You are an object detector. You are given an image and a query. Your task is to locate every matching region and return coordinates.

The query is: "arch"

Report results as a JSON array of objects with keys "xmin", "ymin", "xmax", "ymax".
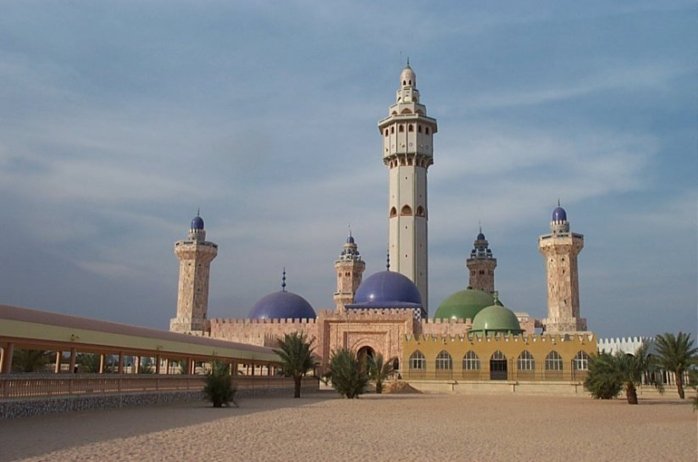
[
  {"xmin": 400, "ymin": 205, "xmax": 412, "ymax": 216},
  {"xmin": 408, "ymin": 350, "xmax": 426, "ymax": 370},
  {"xmin": 416, "ymin": 206, "xmax": 425, "ymax": 217},
  {"xmin": 357, "ymin": 346, "xmax": 375, "ymax": 366},
  {"xmin": 389, "ymin": 207, "xmax": 397, "ymax": 218},
  {"xmin": 545, "ymin": 351, "xmax": 563, "ymax": 371},
  {"xmin": 435, "ymin": 350, "xmax": 452, "ymax": 370},
  {"xmin": 408, "ymin": 124, "xmax": 414, "ymax": 132},
  {"xmin": 490, "ymin": 350, "xmax": 507, "ymax": 380},
  {"xmin": 573, "ymin": 351, "xmax": 590, "ymax": 371},
  {"xmin": 401, "ymin": 108, "xmax": 412, "ymax": 114},
  {"xmin": 399, "ymin": 125, "xmax": 404, "ymax": 133},
  {"xmin": 462, "ymin": 351, "xmax": 480, "ymax": 371},
  {"xmin": 517, "ymin": 350, "xmax": 535, "ymax": 372}
]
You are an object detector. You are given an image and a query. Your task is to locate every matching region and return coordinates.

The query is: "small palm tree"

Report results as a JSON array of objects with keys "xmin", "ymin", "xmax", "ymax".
[
  {"xmin": 203, "ymin": 361, "xmax": 237, "ymax": 408},
  {"xmin": 584, "ymin": 351, "xmax": 622, "ymax": 399},
  {"xmin": 273, "ymin": 332, "xmax": 318, "ymax": 398},
  {"xmin": 12, "ymin": 349, "xmax": 49, "ymax": 373},
  {"xmin": 615, "ymin": 343, "xmax": 662, "ymax": 405},
  {"xmin": 368, "ymin": 354, "xmax": 397, "ymax": 394},
  {"xmin": 654, "ymin": 332, "xmax": 698, "ymax": 400},
  {"xmin": 329, "ymin": 348, "xmax": 368, "ymax": 399}
]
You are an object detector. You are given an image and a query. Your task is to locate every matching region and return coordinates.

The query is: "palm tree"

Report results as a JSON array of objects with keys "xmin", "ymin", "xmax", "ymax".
[
  {"xmin": 203, "ymin": 360, "xmax": 237, "ymax": 408},
  {"xmin": 77, "ymin": 353, "xmax": 101, "ymax": 373},
  {"xmin": 328, "ymin": 348, "xmax": 368, "ymax": 399},
  {"xmin": 273, "ymin": 332, "xmax": 318, "ymax": 398},
  {"xmin": 12, "ymin": 349, "xmax": 49, "ymax": 372},
  {"xmin": 584, "ymin": 351, "xmax": 622, "ymax": 399},
  {"xmin": 368, "ymin": 354, "xmax": 397, "ymax": 394},
  {"xmin": 653, "ymin": 332, "xmax": 698, "ymax": 399},
  {"xmin": 615, "ymin": 343, "xmax": 662, "ymax": 405}
]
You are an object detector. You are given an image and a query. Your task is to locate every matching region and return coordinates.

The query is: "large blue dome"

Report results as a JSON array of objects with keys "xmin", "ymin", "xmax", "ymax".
[
  {"xmin": 249, "ymin": 290, "xmax": 316, "ymax": 320},
  {"xmin": 351, "ymin": 271, "xmax": 422, "ymax": 308},
  {"xmin": 552, "ymin": 206, "xmax": 567, "ymax": 222}
]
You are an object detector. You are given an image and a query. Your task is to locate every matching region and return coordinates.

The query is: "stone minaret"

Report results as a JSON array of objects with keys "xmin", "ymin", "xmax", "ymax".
[
  {"xmin": 539, "ymin": 204, "xmax": 587, "ymax": 333},
  {"xmin": 170, "ymin": 214, "xmax": 218, "ymax": 334},
  {"xmin": 334, "ymin": 232, "xmax": 366, "ymax": 313},
  {"xmin": 378, "ymin": 61, "xmax": 437, "ymax": 312},
  {"xmin": 466, "ymin": 228, "xmax": 497, "ymax": 293}
]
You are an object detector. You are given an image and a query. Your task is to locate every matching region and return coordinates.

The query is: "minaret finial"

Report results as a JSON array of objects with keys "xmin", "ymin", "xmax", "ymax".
[
  {"xmin": 386, "ymin": 249, "xmax": 390, "ymax": 271},
  {"xmin": 557, "ymin": 198, "xmax": 560, "ymax": 207},
  {"xmin": 348, "ymin": 224, "xmax": 352, "ymax": 238},
  {"xmin": 197, "ymin": 207, "xmax": 200, "ymax": 217},
  {"xmin": 479, "ymin": 220, "xmax": 482, "ymax": 234},
  {"xmin": 493, "ymin": 290, "xmax": 499, "ymax": 305},
  {"xmin": 281, "ymin": 267, "xmax": 287, "ymax": 292},
  {"xmin": 406, "ymin": 56, "xmax": 410, "ymax": 67}
]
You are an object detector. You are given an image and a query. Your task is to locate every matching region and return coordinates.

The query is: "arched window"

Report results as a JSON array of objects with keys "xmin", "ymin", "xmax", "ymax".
[
  {"xmin": 418, "ymin": 125, "xmax": 422, "ymax": 133},
  {"xmin": 400, "ymin": 205, "xmax": 412, "ymax": 216},
  {"xmin": 384, "ymin": 129, "xmax": 389, "ymax": 136},
  {"xmin": 425, "ymin": 127, "xmax": 430, "ymax": 134},
  {"xmin": 401, "ymin": 108, "xmax": 412, "ymax": 114},
  {"xmin": 517, "ymin": 350, "xmax": 535, "ymax": 371},
  {"xmin": 402, "ymin": 80, "xmax": 406, "ymax": 86},
  {"xmin": 416, "ymin": 206, "xmax": 425, "ymax": 217},
  {"xmin": 462, "ymin": 351, "xmax": 480, "ymax": 370},
  {"xmin": 399, "ymin": 125, "xmax": 404, "ymax": 133},
  {"xmin": 390, "ymin": 126, "xmax": 395, "ymax": 134},
  {"xmin": 573, "ymin": 351, "xmax": 590, "ymax": 371},
  {"xmin": 545, "ymin": 351, "xmax": 563, "ymax": 371},
  {"xmin": 389, "ymin": 207, "xmax": 397, "ymax": 218},
  {"xmin": 435, "ymin": 350, "xmax": 453, "ymax": 370},
  {"xmin": 409, "ymin": 350, "xmax": 426, "ymax": 370}
]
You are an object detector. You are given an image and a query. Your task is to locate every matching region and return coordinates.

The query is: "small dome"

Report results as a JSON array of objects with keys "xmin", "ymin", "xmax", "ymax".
[
  {"xmin": 400, "ymin": 65, "xmax": 416, "ymax": 87},
  {"xmin": 470, "ymin": 304, "xmax": 522, "ymax": 334},
  {"xmin": 346, "ymin": 234, "xmax": 355, "ymax": 244},
  {"xmin": 249, "ymin": 290, "xmax": 316, "ymax": 320},
  {"xmin": 352, "ymin": 271, "xmax": 422, "ymax": 307},
  {"xmin": 552, "ymin": 206, "xmax": 567, "ymax": 222},
  {"xmin": 476, "ymin": 232, "xmax": 486, "ymax": 241},
  {"xmin": 191, "ymin": 215, "xmax": 204, "ymax": 230},
  {"xmin": 434, "ymin": 288, "xmax": 497, "ymax": 321}
]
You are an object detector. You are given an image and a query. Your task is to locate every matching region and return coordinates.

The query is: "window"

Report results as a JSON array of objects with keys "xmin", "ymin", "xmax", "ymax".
[
  {"xmin": 573, "ymin": 351, "xmax": 590, "ymax": 371},
  {"xmin": 418, "ymin": 125, "xmax": 422, "ymax": 133},
  {"xmin": 409, "ymin": 350, "xmax": 426, "ymax": 370},
  {"xmin": 408, "ymin": 124, "xmax": 414, "ymax": 132},
  {"xmin": 545, "ymin": 351, "xmax": 563, "ymax": 371},
  {"xmin": 517, "ymin": 350, "xmax": 535, "ymax": 371},
  {"xmin": 390, "ymin": 126, "xmax": 394, "ymax": 134},
  {"xmin": 400, "ymin": 205, "xmax": 413, "ymax": 216},
  {"xmin": 389, "ymin": 207, "xmax": 397, "ymax": 218},
  {"xmin": 462, "ymin": 351, "xmax": 480, "ymax": 370},
  {"xmin": 436, "ymin": 350, "xmax": 453, "ymax": 370},
  {"xmin": 416, "ymin": 206, "xmax": 425, "ymax": 217},
  {"xmin": 425, "ymin": 127, "xmax": 430, "ymax": 134},
  {"xmin": 399, "ymin": 125, "xmax": 404, "ymax": 133}
]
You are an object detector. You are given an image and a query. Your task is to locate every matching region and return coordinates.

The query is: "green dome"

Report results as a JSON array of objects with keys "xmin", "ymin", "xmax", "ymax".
[
  {"xmin": 470, "ymin": 304, "xmax": 523, "ymax": 334},
  {"xmin": 434, "ymin": 288, "xmax": 496, "ymax": 321}
]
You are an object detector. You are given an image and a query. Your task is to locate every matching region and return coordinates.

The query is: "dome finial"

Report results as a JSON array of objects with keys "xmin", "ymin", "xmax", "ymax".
[
  {"xmin": 406, "ymin": 56, "xmax": 410, "ymax": 67},
  {"xmin": 386, "ymin": 249, "xmax": 390, "ymax": 271},
  {"xmin": 197, "ymin": 207, "xmax": 200, "ymax": 217},
  {"xmin": 557, "ymin": 198, "xmax": 561, "ymax": 207},
  {"xmin": 281, "ymin": 267, "xmax": 287, "ymax": 292},
  {"xmin": 493, "ymin": 290, "xmax": 499, "ymax": 305}
]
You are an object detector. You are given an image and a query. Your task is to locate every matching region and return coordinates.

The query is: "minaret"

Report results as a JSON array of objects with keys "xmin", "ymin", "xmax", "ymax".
[
  {"xmin": 170, "ymin": 213, "xmax": 218, "ymax": 334},
  {"xmin": 538, "ymin": 203, "xmax": 587, "ymax": 333},
  {"xmin": 334, "ymin": 232, "xmax": 366, "ymax": 313},
  {"xmin": 378, "ymin": 61, "xmax": 437, "ymax": 312},
  {"xmin": 466, "ymin": 227, "xmax": 497, "ymax": 293}
]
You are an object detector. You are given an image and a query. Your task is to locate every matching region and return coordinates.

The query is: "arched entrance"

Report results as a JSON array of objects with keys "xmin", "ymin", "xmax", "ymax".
[
  {"xmin": 490, "ymin": 351, "xmax": 508, "ymax": 380},
  {"xmin": 357, "ymin": 346, "xmax": 375, "ymax": 366}
]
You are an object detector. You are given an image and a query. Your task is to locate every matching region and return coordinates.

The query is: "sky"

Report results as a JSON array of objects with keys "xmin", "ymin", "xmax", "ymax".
[{"xmin": 0, "ymin": 1, "xmax": 695, "ymax": 340}]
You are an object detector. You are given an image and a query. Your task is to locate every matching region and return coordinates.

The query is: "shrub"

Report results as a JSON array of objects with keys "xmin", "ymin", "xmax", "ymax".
[
  {"xmin": 328, "ymin": 348, "xmax": 368, "ymax": 399},
  {"xmin": 203, "ymin": 361, "xmax": 237, "ymax": 408}
]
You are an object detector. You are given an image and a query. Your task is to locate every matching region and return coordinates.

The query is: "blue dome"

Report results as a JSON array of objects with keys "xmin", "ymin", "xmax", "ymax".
[
  {"xmin": 477, "ymin": 232, "xmax": 485, "ymax": 240},
  {"xmin": 552, "ymin": 206, "xmax": 567, "ymax": 222},
  {"xmin": 249, "ymin": 290, "xmax": 316, "ymax": 320},
  {"xmin": 191, "ymin": 216, "xmax": 205, "ymax": 230},
  {"xmin": 346, "ymin": 234, "xmax": 355, "ymax": 244},
  {"xmin": 351, "ymin": 271, "xmax": 422, "ymax": 308}
]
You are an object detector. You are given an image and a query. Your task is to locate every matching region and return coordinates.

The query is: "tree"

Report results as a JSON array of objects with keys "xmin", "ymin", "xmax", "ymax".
[
  {"xmin": 12, "ymin": 349, "xmax": 49, "ymax": 373},
  {"xmin": 368, "ymin": 354, "xmax": 397, "ymax": 394},
  {"xmin": 584, "ymin": 345, "xmax": 662, "ymax": 404},
  {"xmin": 328, "ymin": 348, "xmax": 368, "ymax": 399},
  {"xmin": 653, "ymin": 332, "xmax": 698, "ymax": 400},
  {"xmin": 77, "ymin": 353, "xmax": 101, "ymax": 373},
  {"xmin": 273, "ymin": 332, "xmax": 318, "ymax": 398},
  {"xmin": 203, "ymin": 361, "xmax": 237, "ymax": 408},
  {"xmin": 584, "ymin": 351, "xmax": 622, "ymax": 400}
]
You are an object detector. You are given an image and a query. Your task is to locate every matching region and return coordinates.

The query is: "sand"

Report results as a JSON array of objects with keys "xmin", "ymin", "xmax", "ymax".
[{"xmin": 1, "ymin": 392, "xmax": 696, "ymax": 462}]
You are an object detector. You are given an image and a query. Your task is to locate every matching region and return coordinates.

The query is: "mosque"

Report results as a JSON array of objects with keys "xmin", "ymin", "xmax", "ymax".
[{"xmin": 169, "ymin": 64, "xmax": 596, "ymax": 382}]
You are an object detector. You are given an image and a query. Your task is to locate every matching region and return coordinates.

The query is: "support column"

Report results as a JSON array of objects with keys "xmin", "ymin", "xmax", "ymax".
[
  {"xmin": 69, "ymin": 348, "xmax": 77, "ymax": 373},
  {"xmin": 155, "ymin": 355, "xmax": 161, "ymax": 374},
  {"xmin": 118, "ymin": 352, "xmax": 124, "ymax": 374},
  {"xmin": 54, "ymin": 351, "xmax": 62, "ymax": 374},
  {"xmin": 1, "ymin": 342, "xmax": 14, "ymax": 374},
  {"xmin": 99, "ymin": 354, "xmax": 105, "ymax": 374},
  {"xmin": 135, "ymin": 356, "xmax": 141, "ymax": 374}
]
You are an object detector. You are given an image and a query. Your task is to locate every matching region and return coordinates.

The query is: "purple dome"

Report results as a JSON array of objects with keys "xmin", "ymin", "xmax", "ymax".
[
  {"xmin": 191, "ymin": 216, "xmax": 205, "ymax": 230},
  {"xmin": 476, "ymin": 232, "xmax": 485, "ymax": 240},
  {"xmin": 351, "ymin": 271, "xmax": 422, "ymax": 308},
  {"xmin": 249, "ymin": 290, "xmax": 316, "ymax": 320},
  {"xmin": 552, "ymin": 206, "xmax": 567, "ymax": 222}
]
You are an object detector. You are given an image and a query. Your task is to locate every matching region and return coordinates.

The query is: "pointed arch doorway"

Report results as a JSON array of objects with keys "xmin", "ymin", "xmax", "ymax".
[{"xmin": 490, "ymin": 351, "xmax": 508, "ymax": 380}]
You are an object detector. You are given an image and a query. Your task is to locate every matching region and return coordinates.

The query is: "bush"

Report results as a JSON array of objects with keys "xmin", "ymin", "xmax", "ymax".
[
  {"xmin": 584, "ymin": 351, "xmax": 622, "ymax": 399},
  {"xmin": 203, "ymin": 361, "xmax": 237, "ymax": 408},
  {"xmin": 328, "ymin": 349, "xmax": 368, "ymax": 399}
]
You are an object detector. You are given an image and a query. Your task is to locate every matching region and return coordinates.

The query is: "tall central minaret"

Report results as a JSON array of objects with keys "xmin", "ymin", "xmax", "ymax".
[{"xmin": 378, "ymin": 62, "xmax": 437, "ymax": 312}]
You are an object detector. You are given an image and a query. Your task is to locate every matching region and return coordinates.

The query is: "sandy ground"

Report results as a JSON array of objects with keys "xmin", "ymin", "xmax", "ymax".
[{"xmin": 1, "ymin": 392, "xmax": 696, "ymax": 462}]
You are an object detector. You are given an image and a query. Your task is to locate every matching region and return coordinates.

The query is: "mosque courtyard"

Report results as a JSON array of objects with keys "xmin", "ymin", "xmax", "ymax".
[{"xmin": 2, "ymin": 392, "xmax": 695, "ymax": 462}]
